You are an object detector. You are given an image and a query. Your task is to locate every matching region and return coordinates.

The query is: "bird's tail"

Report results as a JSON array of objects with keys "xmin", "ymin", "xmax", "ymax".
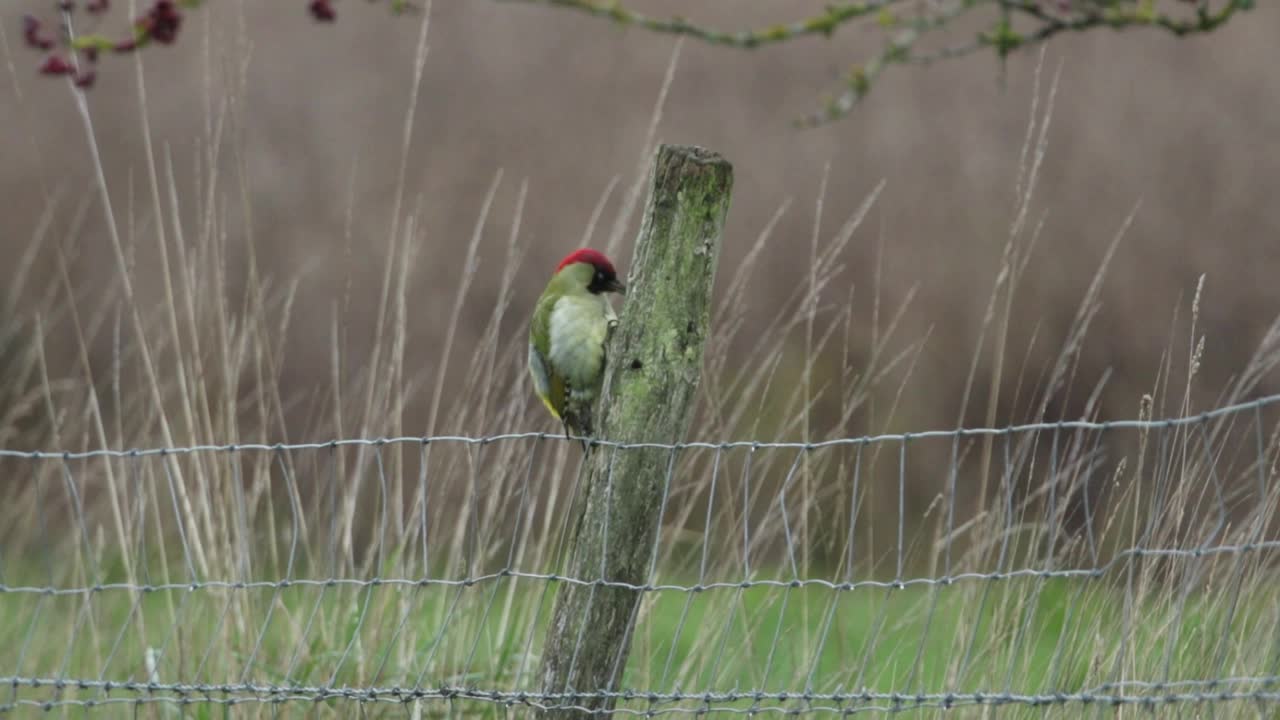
[{"xmin": 563, "ymin": 409, "xmax": 593, "ymax": 453}]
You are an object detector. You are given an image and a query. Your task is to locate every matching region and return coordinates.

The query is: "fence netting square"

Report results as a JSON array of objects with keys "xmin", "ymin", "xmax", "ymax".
[{"xmin": 3, "ymin": 395, "xmax": 1280, "ymax": 716}]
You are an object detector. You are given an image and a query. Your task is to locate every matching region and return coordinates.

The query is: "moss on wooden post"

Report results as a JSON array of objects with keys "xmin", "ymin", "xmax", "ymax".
[{"xmin": 538, "ymin": 144, "xmax": 733, "ymax": 716}]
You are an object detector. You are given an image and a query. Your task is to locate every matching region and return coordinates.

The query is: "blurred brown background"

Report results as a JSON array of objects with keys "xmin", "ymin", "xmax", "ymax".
[{"xmin": 2, "ymin": 1, "xmax": 1278, "ymax": 447}]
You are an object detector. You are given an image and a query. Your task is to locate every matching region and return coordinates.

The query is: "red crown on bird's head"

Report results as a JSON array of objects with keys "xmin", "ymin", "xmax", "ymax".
[{"xmin": 556, "ymin": 248, "xmax": 617, "ymax": 277}]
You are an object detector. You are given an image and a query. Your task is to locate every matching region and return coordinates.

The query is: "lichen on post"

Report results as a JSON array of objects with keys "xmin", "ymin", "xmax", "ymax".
[{"xmin": 538, "ymin": 144, "xmax": 734, "ymax": 717}]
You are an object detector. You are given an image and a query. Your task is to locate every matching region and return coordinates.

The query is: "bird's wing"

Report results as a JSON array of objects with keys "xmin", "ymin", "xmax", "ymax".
[
  {"xmin": 530, "ymin": 292, "xmax": 569, "ymax": 418},
  {"xmin": 527, "ymin": 341, "xmax": 565, "ymax": 419}
]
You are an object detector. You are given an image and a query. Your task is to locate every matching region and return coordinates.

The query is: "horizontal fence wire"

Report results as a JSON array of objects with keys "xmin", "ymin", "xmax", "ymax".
[
  {"xmin": 3, "ymin": 677, "xmax": 1280, "ymax": 713},
  {"xmin": 4, "ymin": 392, "xmax": 1279, "ymax": 459},
  {"xmin": 2, "ymin": 393, "xmax": 1280, "ymax": 716}
]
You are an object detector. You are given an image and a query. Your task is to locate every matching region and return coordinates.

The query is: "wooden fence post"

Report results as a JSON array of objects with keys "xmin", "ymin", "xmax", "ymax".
[{"xmin": 538, "ymin": 144, "xmax": 734, "ymax": 716}]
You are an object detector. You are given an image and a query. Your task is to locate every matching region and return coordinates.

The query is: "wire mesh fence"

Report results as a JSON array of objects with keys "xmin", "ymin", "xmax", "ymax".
[{"xmin": 3, "ymin": 394, "xmax": 1280, "ymax": 716}]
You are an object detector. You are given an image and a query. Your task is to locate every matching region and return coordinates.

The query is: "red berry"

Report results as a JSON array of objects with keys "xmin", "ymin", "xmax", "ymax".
[
  {"xmin": 22, "ymin": 15, "xmax": 56, "ymax": 50},
  {"xmin": 309, "ymin": 0, "xmax": 336, "ymax": 21},
  {"xmin": 39, "ymin": 55, "xmax": 74, "ymax": 76},
  {"xmin": 135, "ymin": 0, "xmax": 182, "ymax": 45}
]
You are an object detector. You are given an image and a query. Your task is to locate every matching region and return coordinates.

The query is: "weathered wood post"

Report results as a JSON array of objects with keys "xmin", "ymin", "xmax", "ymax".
[{"xmin": 538, "ymin": 144, "xmax": 733, "ymax": 716}]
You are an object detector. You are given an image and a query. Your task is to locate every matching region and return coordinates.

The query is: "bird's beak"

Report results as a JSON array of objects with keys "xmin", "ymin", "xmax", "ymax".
[{"xmin": 607, "ymin": 279, "xmax": 626, "ymax": 295}]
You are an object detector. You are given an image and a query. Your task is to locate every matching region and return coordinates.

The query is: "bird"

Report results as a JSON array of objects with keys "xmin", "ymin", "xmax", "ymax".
[{"xmin": 528, "ymin": 248, "xmax": 626, "ymax": 449}]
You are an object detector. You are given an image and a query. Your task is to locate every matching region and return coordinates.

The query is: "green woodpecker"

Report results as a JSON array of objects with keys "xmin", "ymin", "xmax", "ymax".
[{"xmin": 528, "ymin": 248, "xmax": 626, "ymax": 446}]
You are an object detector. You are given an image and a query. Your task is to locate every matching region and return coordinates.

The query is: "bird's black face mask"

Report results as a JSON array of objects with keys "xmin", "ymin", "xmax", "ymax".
[{"xmin": 589, "ymin": 268, "xmax": 626, "ymax": 295}]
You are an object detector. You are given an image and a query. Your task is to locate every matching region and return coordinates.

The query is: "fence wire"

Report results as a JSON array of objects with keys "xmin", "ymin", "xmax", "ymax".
[{"xmin": 2, "ymin": 393, "xmax": 1280, "ymax": 716}]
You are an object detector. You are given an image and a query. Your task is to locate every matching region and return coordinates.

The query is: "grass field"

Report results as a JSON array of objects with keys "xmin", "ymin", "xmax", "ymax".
[{"xmin": 4, "ymin": 556, "xmax": 1278, "ymax": 717}]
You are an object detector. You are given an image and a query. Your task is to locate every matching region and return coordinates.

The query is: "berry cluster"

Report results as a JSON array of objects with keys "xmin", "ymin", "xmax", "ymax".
[
  {"xmin": 18, "ymin": 1, "xmax": 392, "ymax": 90},
  {"xmin": 22, "ymin": 0, "xmax": 186, "ymax": 89}
]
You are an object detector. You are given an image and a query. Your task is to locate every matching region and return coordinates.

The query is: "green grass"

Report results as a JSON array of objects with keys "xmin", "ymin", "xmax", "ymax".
[{"xmin": 4, "ymin": 555, "xmax": 1278, "ymax": 717}]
